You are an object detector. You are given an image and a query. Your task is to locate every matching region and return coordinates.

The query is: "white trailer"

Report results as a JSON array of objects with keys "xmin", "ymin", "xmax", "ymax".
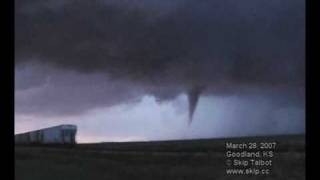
[{"xmin": 15, "ymin": 124, "xmax": 77, "ymax": 144}]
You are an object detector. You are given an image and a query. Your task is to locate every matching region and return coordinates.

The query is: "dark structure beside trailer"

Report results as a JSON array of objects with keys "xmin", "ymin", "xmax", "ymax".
[{"xmin": 15, "ymin": 125, "xmax": 77, "ymax": 144}]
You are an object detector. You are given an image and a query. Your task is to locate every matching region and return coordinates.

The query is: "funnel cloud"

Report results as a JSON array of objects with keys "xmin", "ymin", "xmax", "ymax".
[
  {"xmin": 187, "ymin": 85, "xmax": 205, "ymax": 124},
  {"xmin": 15, "ymin": 0, "xmax": 305, "ymax": 140}
]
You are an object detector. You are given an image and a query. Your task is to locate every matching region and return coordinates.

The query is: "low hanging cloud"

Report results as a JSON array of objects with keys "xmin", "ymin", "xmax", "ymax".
[
  {"xmin": 15, "ymin": 64, "xmax": 147, "ymax": 116},
  {"xmin": 15, "ymin": 0, "xmax": 305, "ymax": 122}
]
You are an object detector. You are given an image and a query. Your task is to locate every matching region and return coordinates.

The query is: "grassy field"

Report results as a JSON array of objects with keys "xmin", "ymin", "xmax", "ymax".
[{"xmin": 15, "ymin": 135, "xmax": 305, "ymax": 180}]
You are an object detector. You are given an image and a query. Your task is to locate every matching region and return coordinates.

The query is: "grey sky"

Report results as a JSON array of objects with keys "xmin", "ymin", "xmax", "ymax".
[{"xmin": 15, "ymin": 0, "xmax": 305, "ymax": 142}]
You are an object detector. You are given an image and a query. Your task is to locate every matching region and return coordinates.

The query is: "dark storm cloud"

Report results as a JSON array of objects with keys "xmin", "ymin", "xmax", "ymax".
[
  {"xmin": 15, "ymin": 0, "xmax": 304, "ymax": 86},
  {"xmin": 15, "ymin": 0, "xmax": 305, "ymax": 119}
]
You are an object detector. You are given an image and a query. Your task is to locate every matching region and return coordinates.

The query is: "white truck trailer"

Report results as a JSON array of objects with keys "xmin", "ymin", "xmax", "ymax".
[{"xmin": 15, "ymin": 124, "xmax": 77, "ymax": 144}]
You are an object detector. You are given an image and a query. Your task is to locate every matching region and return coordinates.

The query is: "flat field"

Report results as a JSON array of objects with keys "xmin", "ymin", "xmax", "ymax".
[{"xmin": 15, "ymin": 135, "xmax": 305, "ymax": 180}]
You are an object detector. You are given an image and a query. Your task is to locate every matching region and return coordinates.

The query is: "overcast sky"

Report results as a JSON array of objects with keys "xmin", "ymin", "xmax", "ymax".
[{"xmin": 15, "ymin": 0, "xmax": 305, "ymax": 142}]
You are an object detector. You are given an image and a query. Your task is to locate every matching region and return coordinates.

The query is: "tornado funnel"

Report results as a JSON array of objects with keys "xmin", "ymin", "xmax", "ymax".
[{"xmin": 187, "ymin": 85, "xmax": 204, "ymax": 124}]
